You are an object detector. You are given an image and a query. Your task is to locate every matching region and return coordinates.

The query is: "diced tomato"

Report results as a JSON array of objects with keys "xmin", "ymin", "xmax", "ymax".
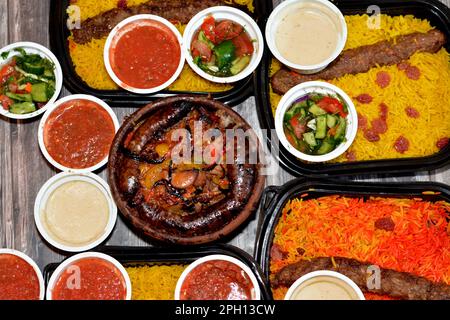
[
  {"xmin": 201, "ymin": 16, "xmax": 217, "ymax": 44},
  {"xmin": 24, "ymin": 82, "xmax": 33, "ymax": 93},
  {"xmin": 8, "ymin": 82, "xmax": 18, "ymax": 93},
  {"xmin": 317, "ymin": 97, "xmax": 347, "ymax": 117},
  {"xmin": 289, "ymin": 117, "xmax": 306, "ymax": 139},
  {"xmin": 285, "ymin": 132, "xmax": 297, "ymax": 147},
  {"xmin": 191, "ymin": 40, "xmax": 212, "ymax": 62},
  {"xmin": 231, "ymin": 33, "xmax": 254, "ymax": 57},
  {"xmin": 215, "ymin": 20, "xmax": 243, "ymax": 42},
  {"xmin": 0, "ymin": 64, "xmax": 15, "ymax": 84},
  {"xmin": 328, "ymin": 126, "xmax": 338, "ymax": 136},
  {"xmin": 0, "ymin": 95, "xmax": 13, "ymax": 110}
]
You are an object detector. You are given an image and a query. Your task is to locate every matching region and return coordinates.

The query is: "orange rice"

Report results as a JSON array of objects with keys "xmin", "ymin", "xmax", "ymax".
[{"xmin": 271, "ymin": 195, "xmax": 450, "ymax": 300}]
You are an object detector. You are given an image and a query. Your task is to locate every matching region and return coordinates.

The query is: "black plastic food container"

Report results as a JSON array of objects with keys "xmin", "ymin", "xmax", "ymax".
[
  {"xmin": 43, "ymin": 244, "xmax": 271, "ymax": 300},
  {"xmin": 255, "ymin": 0, "xmax": 450, "ymax": 176},
  {"xmin": 254, "ymin": 178, "xmax": 450, "ymax": 299},
  {"xmin": 49, "ymin": 0, "xmax": 271, "ymax": 106}
]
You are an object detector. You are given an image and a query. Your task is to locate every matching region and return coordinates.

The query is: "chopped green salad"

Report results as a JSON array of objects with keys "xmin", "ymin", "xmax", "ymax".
[
  {"xmin": 191, "ymin": 16, "xmax": 254, "ymax": 77},
  {"xmin": 283, "ymin": 93, "xmax": 349, "ymax": 156},
  {"xmin": 0, "ymin": 48, "xmax": 56, "ymax": 114}
]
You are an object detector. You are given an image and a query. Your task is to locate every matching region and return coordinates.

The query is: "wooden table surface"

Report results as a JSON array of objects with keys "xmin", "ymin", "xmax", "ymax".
[{"xmin": 1, "ymin": 0, "xmax": 449, "ymax": 270}]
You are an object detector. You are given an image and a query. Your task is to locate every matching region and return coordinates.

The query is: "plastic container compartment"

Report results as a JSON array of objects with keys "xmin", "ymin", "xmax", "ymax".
[
  {"xmin": 254, "ymin": 178, "xmax": 450, "ymax": 299},
  {"xmin": 255, "ymin": 0, "xmax": 450, "ymax": 176},
  {"xmin": 49, "ymin": 0, "xmax": 270, "ymax": 106},
  {"xmin": 43, "ymin": 244, "xmax": 271, "ymax": 300}
]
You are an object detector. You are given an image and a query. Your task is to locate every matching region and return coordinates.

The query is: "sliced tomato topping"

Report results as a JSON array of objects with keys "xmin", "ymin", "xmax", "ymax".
[
  {"xmin": 215, "ymin": 20, "xmax": 243, "ymax": 42},
  {"xmin": 8, "ymin": 82, "xmax": 18, "ymax": 93},
  {"xmin": 289, "ymin": 117, "xmax": 306, "ymax": 139},
  {"xmin": 285, "ymin": 131, "xmax": 297, "ymax": 147},
  {"xmin": 191, "ymin": 40, "xmax": 212, "ymax": 62},
  {"xmin": 317, "ymin": 97, "xmax": 347, "ymax": 117},
  {"xmin": 231, "ymin": 33, "xmax": 254, "ymax": 57},
  {"xmin": 0, "ymin": 64, "xmax": 15, "ymax": 84},
  {"xmin": 201, "ymin": 16, "xmax": 217, "ymax": 44},
  {"xmin": 24, "ymin": 82, "xmax": 33, "ymax": 93},
  {"xmin": 328, "ymin": 126, "xmax": 338, "ymax": 136},
  {"xmin": 0, "ymin": 95, "xmax": 13, "ymax": 110}
]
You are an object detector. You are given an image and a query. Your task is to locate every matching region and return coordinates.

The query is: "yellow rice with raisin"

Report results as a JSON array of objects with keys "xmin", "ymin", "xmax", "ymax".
[{"xmin": 269, "ymin": 15, "xmax": 450, "ymax": 162}]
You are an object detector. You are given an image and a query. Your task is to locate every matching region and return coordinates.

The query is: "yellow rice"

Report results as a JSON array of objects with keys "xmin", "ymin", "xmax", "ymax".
[
  {"xmin": 67, "ymin": 0, "xmax": 253, "ymax": 91},
  {"xmin": 269, "ymin": 15, "xmax": 450, "ymax": 162},
  {"xmin": 126, "ymin": 264, "xmax": 187, "ymax": 300}
]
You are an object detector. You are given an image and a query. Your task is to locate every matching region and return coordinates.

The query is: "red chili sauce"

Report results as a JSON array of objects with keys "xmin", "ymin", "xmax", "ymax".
[
  {"xmin": 44, "ymin": 99, "xmax": 115, "ymax": 169},
  {"xmin": 110, "ymin": 20, "xmax": 181, "ymax": 89},
  {"xmin": 52, "ymin": 258, "xmax": 127, "ymax": 300},
  {"xmin": 180, "ymin": 260, "xmax": 254, "ymax": 300},
  {"xmin": 0, "ymin": 254, "xmax": 41, "ymax": 300}
]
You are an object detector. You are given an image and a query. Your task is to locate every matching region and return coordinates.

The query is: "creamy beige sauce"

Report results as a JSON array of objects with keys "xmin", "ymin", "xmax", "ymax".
[
  {"xmin": 42, "ymin": 181, "xmax": 109, "ymax": 247},
  {"xmin": 275, "ymin": 3, "xmax": 341, "ymax": 66},
  {"xmin": 290, "ymin": 276, "xmax": 360, "ymax": 300}
]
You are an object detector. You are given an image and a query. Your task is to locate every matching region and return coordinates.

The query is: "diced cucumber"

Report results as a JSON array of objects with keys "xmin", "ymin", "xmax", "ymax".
[
  {"xmin": 198, "ymin": 31, "xmax": 214, "ymax": 49},
  {"xmin": 334, "ymin": 117, "xmax": 347, "ymax": 140},
  {"xmin": 230, "ymin": 56, "xmax": 250, "ymax": 75},
  {"xmin": 316, "ymin": 139, "xmax": 335, "ymax": 155},
  {"xmin": 326, "ymin": 114, "xmax": 338, "ymax": 128},
  {"xmin": 31, "ymin": 83, "xmax": 48, "ymax": 102},
  {"xmin": 9, "ymin": 102, "xmax": 36, "ymax": 114},
  {"xmin": 285, "ymin": 103, "xmax": 305, "ymax": 122},
  {"xmin": 43, "ymin": 68, "xmax": 55, "ymax": 80},
  {"xmin": 46, "ymin": 84, "xmax": 56, "ymax": 99},
  {"xmin": 6, "ymin": 92, "xmax": 32, "ymax": 102},
  {"xmin": 309, "ymin": 103, "xmax": 327, "ymax": 116},
  {"xmin": 303, "ymin": 132, "xmax": 317, "ymax": 147},
  {"xmin": 299, "ymin": 107, "xmax": 307, "ymax": 119},
  {"xmin": 23, "ymin": 62, "xmax": 45, "ymax": 75},
  {"xmin": 315, "ymin": 115, "xmax": 327, "ymax": 139}
]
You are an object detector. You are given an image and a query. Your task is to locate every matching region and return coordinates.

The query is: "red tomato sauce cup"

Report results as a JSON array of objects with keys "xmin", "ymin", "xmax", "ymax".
[
  {"xmin": 38, "ymin": 94, "xmax": 119, "ymax": 173},
  {"xmin": 0, "ymin": 249, "xmax": 45, "ymax": 300},
  {"xmin": 175, "ymin": 254, "xmax": 261, "ymax": 300},
  {"xmin": 46, "ymin": 252, "xmax": 131, "ymax": 300},
  {"xmin": 104, "ymin": 14, "xmax": 185, "ymax": 94}
]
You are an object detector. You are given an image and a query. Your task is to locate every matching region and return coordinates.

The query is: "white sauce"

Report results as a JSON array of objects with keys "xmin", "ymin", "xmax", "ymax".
[
  {"xmin": 290, "ymin": 276, "xmax": 360, "ymax": 300},
  {"xmin": 275, "ymin": 3, "xmax": 341, "ymax": 66},
  {"xmin": 42, "ymin": 181, "xmax": 109, "ymax": 247}
]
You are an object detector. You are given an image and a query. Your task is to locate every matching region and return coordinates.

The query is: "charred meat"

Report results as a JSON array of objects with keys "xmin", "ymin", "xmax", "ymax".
[{"xmin": 271, "ymin": 30, "xmax": 446, "ymax": 94}]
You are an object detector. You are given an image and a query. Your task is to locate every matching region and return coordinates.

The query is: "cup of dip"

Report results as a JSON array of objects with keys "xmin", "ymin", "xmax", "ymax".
[
  {"xmin": 104, "ymin": 14, "xmax": 185, "ymax": 94},
  {"xmin": 0, "ymin": 249, "xmax": 45, "ymax": 300},
  {"xmin": 266, "ymin": 0, "xmax": 347, "ymax": 74},
  {"xmin": 46, "ymin": 252, "xmax": 131, "ymax": 300},
  {"xmin": 38, "ymin": 94, "xmax": 119, "ymax": 173},
  {"xmin": 34, "ymin": 172, "xmax": 117, "ymax": 252},
  {"xmin": 175, "ymin": 254, "xmax": 261, "ymax": 300},
  {"xmin": 285, "ymin": 270, "xmax": 365, "ymax": 300}
]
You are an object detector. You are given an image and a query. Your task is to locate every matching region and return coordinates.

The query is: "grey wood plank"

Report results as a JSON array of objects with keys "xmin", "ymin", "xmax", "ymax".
[
  {"xmin": 0, "ymin": 0, "xmax": 11, "ymax": 251},
  {"xmin": 4, "ymin": 0, "xmax": 62, "ymax": 269}
]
